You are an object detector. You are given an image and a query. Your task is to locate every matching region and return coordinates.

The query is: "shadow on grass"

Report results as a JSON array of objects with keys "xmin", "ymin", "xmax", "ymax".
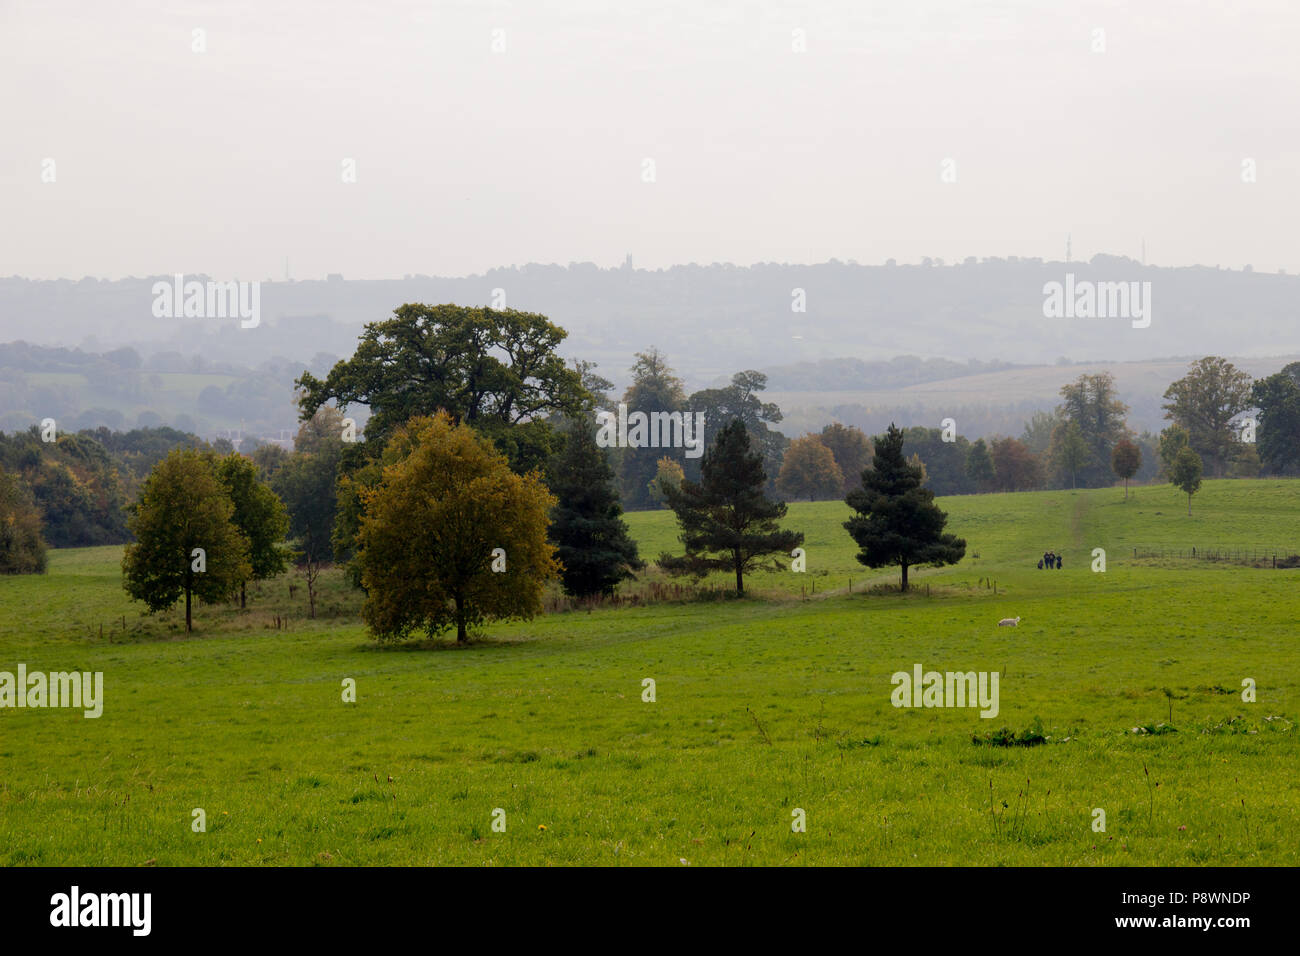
[{"xmin": 359, "ymin": 632, "xmax": 537, "ymax": 653}]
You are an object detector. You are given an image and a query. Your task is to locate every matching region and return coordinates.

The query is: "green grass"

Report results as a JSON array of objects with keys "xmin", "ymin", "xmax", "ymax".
[{"xmin": 1, "ymin": 480, "xmax": 1296, "ymax": 865}]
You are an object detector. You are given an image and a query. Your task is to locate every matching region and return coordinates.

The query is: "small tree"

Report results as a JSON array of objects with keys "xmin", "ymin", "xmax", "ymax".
[
  {"xmin": 777, "ymin": 434, "xmax": 844, "ymax": 501},
  {"xmin": 1170, "ymin": 446, "xmax": 1203, "ymax": 516},
  {"xmin": 122, "ymin": 449, "xmax": 251, "ymax": 632},
  {"xmin": 647, "ymin": 456, "xmax": 685, "ymax": 508},
  {"xmin": 549, "ymin": 421, "xmax": 644, "ymax": 598},
  {"xmin": 1110, "ymin": 438, "xmax": 1142, "ymax": 499},
  {"xmin": 215, "ymin": 453, "xmax": 290, "ymax": 607},
  {"xmin": 357, "ymin": 413, "xmax": 558, "ymax": 643},
  {"xmin": 965, "ymin": 438, "xmax": 997, "ymax": 492},
  {"xmin": 1158, "ymin": 424, "xmax": 1190, "ymax": 479},
  {"xmin": 844, "ymin": 424, "xmax": 966, "ymax": 592},
  {"xmin": 659, "ymin": 419, "xmax": 803, "ymax": 596}
]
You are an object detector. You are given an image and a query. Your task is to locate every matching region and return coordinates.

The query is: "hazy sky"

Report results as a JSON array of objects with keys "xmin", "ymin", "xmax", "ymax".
[{"xmin": 3, "ymin": 0, "xmax": 1297, "ymax": 280}]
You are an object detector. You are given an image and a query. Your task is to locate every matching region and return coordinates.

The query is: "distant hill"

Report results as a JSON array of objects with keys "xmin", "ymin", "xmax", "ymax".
[{"xmin": 3, "ymin": 255, "xmax": 1299, "ymax": 393}]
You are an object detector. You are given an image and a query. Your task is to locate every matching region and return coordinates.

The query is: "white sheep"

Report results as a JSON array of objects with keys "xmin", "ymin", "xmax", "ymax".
[{"xmin": 997, "ymin": 616, "xmax": 1021, "ymax": 627}]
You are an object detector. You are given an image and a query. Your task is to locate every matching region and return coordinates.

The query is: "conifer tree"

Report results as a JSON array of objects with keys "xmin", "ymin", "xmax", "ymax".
[
  {"xmin": 844, "ymin": 424, "xmax": 965, "ymax": 592},
  {"xmin": 548, "ymin": 421, "xmax": 644, "ymax": 598},
  {"xmin": 659, "ymin": 419, "xmax": 802, "ymax": 596}
]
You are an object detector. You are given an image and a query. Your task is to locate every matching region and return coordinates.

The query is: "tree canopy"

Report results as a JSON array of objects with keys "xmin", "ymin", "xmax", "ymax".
[
  {"xmin": 295, "ymin": 304, "xmax": 589, "ymax": 474},
  {"xmin": 357, "ymin": 412, "xmax": 558, "ymax": 643},
  {"xmin": 777, "ymin": 434, "xmax": 843, "ymax": 501},
  {"xmin": 1110, "ymin": 438, "xmax": 1142, "ymax": 498},
  {"xmin": 214, "ymin": 452, "xmax": 290, "ymax": 606},
  {"xmin": 122, "ymin": 449, "xmax": 251, "ymax": 631},
  {"xmin": 1162, "ymin": 357, "xmax": 1254, "ymax": 477},
  {"xmin": 1170, "ymin": 446, "xmax": 1204, "ymax": 516},
  {"xmin": 1250, "ymin": 361, "xmax": 1300, "ymax": 475},
  {"xmin": 0, "ymin": 465, "xmax": 47, "ymax": 574},
  {"xmin": 1056, "ymin": 372, "xmax": 1130, "ymax": 487}
]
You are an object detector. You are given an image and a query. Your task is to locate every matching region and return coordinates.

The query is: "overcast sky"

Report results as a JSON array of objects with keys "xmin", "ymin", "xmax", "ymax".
[{"xmin": 3, "ymin": 0, "xmax": 1296, "ymax": 280}]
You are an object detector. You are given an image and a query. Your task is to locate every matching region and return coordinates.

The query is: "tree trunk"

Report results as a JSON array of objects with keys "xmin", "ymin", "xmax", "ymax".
[
  {"xmin": 307, "ymin": 562, "xmax": 317, "ymax": 619},
  {"xmin": 455, "ymin": 592, "xmax": 467, "ymax": 643},
  {"xmin": 1124, "ymin": 478, "xmax": 1128, "ymax": 499},
  {"xmin": 240, "ymin": 581, "xmax": 246, "ymax": 609},
  {"xmin": 185, "ymin": 586, "xmax": 192, "ymax": 632},
  {"xmin": 900, "ymin": 563, "xmax": 909, "ymax": 592},
  {"xmin": 735, "ymin": 552, "xmax": 744, "ymax": 596},
  {"xmin": 1188, "ymin": 493, "xmax": 1192, "ymax": 516}
]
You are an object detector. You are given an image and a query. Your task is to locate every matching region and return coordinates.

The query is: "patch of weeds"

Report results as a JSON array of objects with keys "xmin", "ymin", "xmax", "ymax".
[{"xmin": 972, "ymin": 717, "xmax": 1048, "ymax": 747}]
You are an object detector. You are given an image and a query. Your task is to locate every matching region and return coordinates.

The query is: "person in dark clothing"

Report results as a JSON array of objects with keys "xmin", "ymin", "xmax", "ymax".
[
  {"xmin": 1037, "ymin": 559, "xmax": 1044, "ymax": 569},
  {"xmin": 1056, "ymin": 554, "xmax": 1063, "ymax": 569}
]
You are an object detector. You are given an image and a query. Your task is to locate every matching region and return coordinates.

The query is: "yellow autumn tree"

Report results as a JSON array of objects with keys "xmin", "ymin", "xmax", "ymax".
[{"xmin": 357, "ymin": 412, "xmax": 558, "ymax": 643}]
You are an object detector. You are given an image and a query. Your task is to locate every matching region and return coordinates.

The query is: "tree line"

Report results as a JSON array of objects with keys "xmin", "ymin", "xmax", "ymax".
[
  {"xmin": 771, "ymin": 358, "xmax": 1298, "ymax": 503},
  {"xmin": 70, "ymin": 304, "xmax": 968, "ymax": 639},
  {"xmin": 3, "ymin": 300, "xmax": 1295, "ymax": 645}
]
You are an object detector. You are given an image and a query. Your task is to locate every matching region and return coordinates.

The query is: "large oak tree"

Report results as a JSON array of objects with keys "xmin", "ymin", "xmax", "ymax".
[
  {"xmin": 295, "ymin": 304, "xmax": 589, "ymax": 475},
  {"xmin": 1162, "ymin": 357, "xmax": 1254, "ymax": 477}
]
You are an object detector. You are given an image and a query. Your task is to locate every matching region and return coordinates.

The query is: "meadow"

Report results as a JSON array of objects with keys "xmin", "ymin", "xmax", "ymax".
[{"xmin": 1, "ymin": 479, "xmax": 1296, "ymax": 866}]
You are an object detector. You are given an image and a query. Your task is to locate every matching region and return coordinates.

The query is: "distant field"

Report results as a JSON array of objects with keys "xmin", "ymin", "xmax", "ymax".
[
  {"xmin": 768, "ymin": 355, "xmax": 1297, "ymax": 436},
  {"xmin": 1, "ymin": 480, "xmax": 1296, "ymax": 865}
]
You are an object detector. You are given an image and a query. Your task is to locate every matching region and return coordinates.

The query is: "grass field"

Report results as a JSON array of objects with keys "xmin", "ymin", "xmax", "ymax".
[{"xmin": 1, "ymin": 480, "xmax": 1297, "ymax": 865}]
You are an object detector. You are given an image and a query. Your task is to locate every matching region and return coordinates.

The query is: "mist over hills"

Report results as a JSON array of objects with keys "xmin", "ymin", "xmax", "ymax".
[
  {"xmin": 1, "ymin": 255, "xmax": 1295, "ymax": 441},
  {"xmin": 2, "ymin": 255, "xmax": 1296, "ymax": 389}
]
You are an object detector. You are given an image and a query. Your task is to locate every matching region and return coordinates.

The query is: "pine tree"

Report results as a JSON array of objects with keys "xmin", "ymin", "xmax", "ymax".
[
  {"xmin": 548, "ymin": 421, "xmax": 644, "ymax": 597},
  {"xmin": 658, "ymin": 419, "xmax": 803, "ymax": 596},
  {"xmin": 844, "ymin": 424, "xmax": 966, "ymax": 592}
]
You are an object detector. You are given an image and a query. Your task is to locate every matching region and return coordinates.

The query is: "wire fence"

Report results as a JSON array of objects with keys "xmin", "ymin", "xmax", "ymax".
[{"xmin": 1129, "ymin": 545, "xmax": 1300, "ymax": 567}]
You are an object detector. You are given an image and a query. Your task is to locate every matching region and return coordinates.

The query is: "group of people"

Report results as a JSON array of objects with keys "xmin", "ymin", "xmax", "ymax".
[{"xmin": 1038, "ymin": 551, "xmax": 1062, "ymax": 570}]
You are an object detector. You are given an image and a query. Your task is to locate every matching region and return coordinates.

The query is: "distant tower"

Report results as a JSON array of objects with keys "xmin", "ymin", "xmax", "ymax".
[
  {"xmin": 1066, "ymin": 234, "xmax": 1072, "ymax": 263},
  {"xmin": 623, "ymin": 253, "xmax": 633, "ymax": 271}
]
